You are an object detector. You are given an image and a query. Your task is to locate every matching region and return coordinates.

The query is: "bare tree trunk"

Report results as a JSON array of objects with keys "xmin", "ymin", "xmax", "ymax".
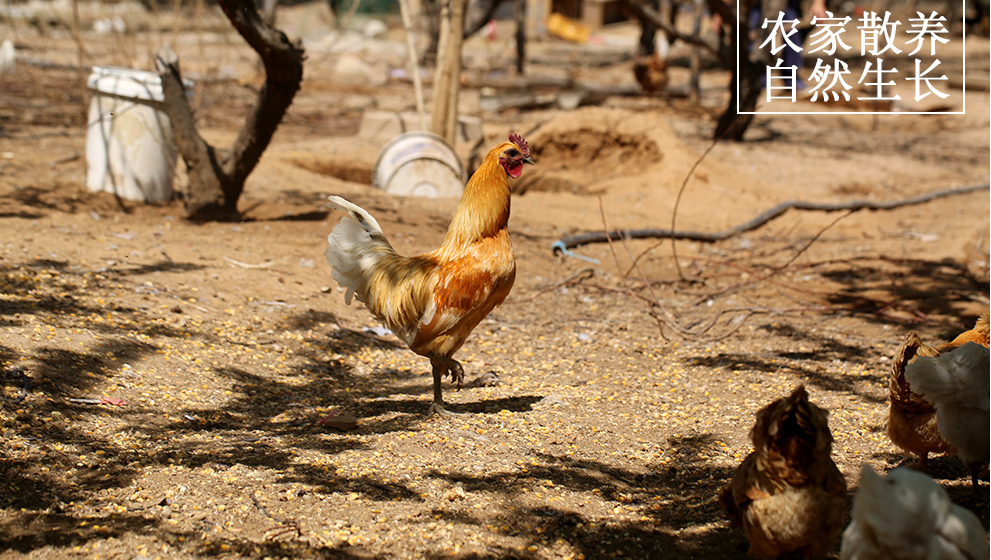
[
  {"xmin": 623, "ymin": 0, "xmax": 728, "ymax": 65},
  {"xmin": 625, "ymin": 0, "xmax": 763, "ymax": 141},
  {"xmin": 636, "ymin": 0, "xmax": 659, "ymax": 56},
  {"xmin": 424, "ymin": 0, "xmax": 510, "ymax": 64},
  {"xmin": 713, "ymin": 60, "xmax": 761, "ymax": 140},
  {"xmin": 713, "ymin": 0, "xmax": 760, "ymax": 141},
  {"xmin": 156, "ymin": 0, "xmax": 304, "ymax": 220}
]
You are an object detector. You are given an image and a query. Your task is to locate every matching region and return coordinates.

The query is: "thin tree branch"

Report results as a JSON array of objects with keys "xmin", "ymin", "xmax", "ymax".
[
  {"xmin": 598, "ymin": 197, "xmax": 670, "ymax": 341},
  {"xmin": 683, "ymin": 255, "xmax": 931, "ymax": 322},
  {"xmin": 666, "ymin": 133, "xmax": 726, "ymax": 281},
  {"xmin": 772, "ymin": 209, "xmax": 854, "ymax": 272},
  {"xmin": 619, "ymin": 229, "xmax": 683, "ymax": 336},
  {"xmin": 508, "ymin": 268, "xmax": 596, "ymax": 304}
]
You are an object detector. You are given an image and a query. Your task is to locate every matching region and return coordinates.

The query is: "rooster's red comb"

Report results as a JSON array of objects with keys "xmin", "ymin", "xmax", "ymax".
[{"xmin": 509, "ymin": 133, "xmax": 530, "ymax": 157}]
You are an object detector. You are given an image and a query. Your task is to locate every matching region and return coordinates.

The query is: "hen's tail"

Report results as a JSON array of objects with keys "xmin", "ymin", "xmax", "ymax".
[
  {"xmin": 890, "ymin": 333, "xmax": 941, "ymax": 410},
  {"xmin": 325, "ymin": 195, "xmax": 396, "ymax": 305}
]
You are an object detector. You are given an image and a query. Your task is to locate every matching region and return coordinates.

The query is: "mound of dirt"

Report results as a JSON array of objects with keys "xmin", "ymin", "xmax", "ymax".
[
  {"xmin": 515, "ymin": 126, "xmax": 664, "ymax": 195},
  {"xmin": 513, "ymin": 107, "xmax": 689, "ymax": 195}
]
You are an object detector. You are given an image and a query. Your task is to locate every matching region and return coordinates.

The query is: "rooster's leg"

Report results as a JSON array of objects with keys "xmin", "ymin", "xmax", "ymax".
[{"xmin": 428, "ymin": 357, "xmax": 463, "ymax": 416}]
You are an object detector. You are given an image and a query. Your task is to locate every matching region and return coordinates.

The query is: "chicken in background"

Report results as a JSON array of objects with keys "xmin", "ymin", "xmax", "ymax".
[
  {"xmin": 938, "ymin": 312, "xmax": 991, "ymax": 350},
  {"xmin": 324, "ymin": 134, "xmax": 534, "ymax": 416},
  {"xmin": 719, "ymin": 385, "xmax": 848, "ymax": 559},
  {"xmin": 888, "ymin": 332, "xmax": 956, "ymax": 472},
  {"xmin": 633, "ymin": 34, "xmax": 669, "ymax": 93},
  {"xmin": 887, "ymin": 313, "xmax": 990, "ymax": 471},
  {"xmin": 905, "ymin": 341, "xmax": 990, "ymax": 492},
  {"xmin": 840, "ymin": 465, "xmax": 989, "ymax": 560}
]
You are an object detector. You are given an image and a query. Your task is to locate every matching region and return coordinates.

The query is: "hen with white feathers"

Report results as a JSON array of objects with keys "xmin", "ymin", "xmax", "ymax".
[
  {"xmin": 841, "ymin": 465, "xmax": 988, "ymax": 560},
  {"xmin": 905, "ymin": 342, "xmax": 990, "ymax": 491}
]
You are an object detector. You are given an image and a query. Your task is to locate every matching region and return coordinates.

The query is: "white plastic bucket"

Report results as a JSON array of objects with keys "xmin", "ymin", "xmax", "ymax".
[
  {"xmin": 85, "ymin": 66, "xmax": 187, "ymax": 202},
  {"xmin": 371, "ymin": 132, "xmax": 466, "ymax": 198}
]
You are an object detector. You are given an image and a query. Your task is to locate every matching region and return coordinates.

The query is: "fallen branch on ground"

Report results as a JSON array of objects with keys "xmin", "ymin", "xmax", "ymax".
[
  {"xmin": 552, "ymin": 184, "xmax": 989, "ymax": 257},
  {"xmin": 580, "ymin": 184, "xmax": 987, "ymax": 341}
]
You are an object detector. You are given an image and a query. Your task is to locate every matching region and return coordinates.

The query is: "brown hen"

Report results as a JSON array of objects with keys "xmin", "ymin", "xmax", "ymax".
[
  {"xmin": 887, "ymin": 312, "xmax": 989, "ymax": 470},
  {"xmin": 719, "ymin": 385, "xmax": 847, "ymax": 560},
  {"xmin": 633, "ymin": 52, "xmax": 668, "ymax": 93}
]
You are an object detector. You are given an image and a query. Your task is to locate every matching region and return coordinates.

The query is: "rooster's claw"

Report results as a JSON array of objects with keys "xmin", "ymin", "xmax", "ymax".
[
  {"xmin": 444, "ymin": 358, "xmax": 465, "ymax": 389},
  {"xmin": 429, "ymin": 402, "xmax": 465, "ymax": 417}
]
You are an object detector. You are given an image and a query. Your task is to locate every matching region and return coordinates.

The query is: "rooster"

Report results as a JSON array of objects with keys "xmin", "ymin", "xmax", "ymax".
[
  {"xmin": 719, "ymin": 385, "xmax": 848, "ymax": 559},
  {"xmin": 840, "ymin": 465, "xmax": 989, "ymax": 560},
  {"xmin": 887, "ymin": 312, "xmax": 990, "ymax": 471},
  {"xmin": 905, "ymin": 342, "xmax": 990, "ymax": 492},
  {"xmin": 324, "ymin": 134, "xmax": 534, "ymax": 415}
]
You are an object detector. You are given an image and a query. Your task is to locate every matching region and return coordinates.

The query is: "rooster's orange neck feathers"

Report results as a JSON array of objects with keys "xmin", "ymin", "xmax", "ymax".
[{"xmin": 439, "ymin": 142, "xmax": 515, "ymax": 252}]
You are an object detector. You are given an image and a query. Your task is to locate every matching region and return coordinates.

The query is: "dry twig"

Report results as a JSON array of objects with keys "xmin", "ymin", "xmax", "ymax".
[
  {"xmin": 598, "ymin": 198, "xmax": 668, "ymax": 340},
  {"xmin": 509, "ymin": 268, "xmax": 596, "ymax": 304},
  {"xmin": 250, "ymin": 492, "xmax": 302, "ymax": 540},
  {"xmin": 683, "ymin": 255, "xmax": 931, "ymax": 322},
  {"xmin": 223, "ymin": 257, "xmax": 283, "ymax": 269}
]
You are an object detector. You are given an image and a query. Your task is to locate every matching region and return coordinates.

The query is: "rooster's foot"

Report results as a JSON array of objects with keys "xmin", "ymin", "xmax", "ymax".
[
  {"xmin": 910, "ymin": 455, "xmax": 930, "ymax": 473},
  {"xmin": 435, "ymin": 355, "xmax": 465, "ymax": 389},
  {"xmin": 429, "ymin": 402, "xmax": 464, "ymax": 417},
  {"xmin": 449, "ymin": 361, "xmax": 464, "ymax": 389}
]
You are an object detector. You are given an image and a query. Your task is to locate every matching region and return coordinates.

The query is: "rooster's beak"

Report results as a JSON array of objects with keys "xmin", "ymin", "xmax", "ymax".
[{"xmin": 522, "ymin": 156, "xmax": 535, "ymax": 165}]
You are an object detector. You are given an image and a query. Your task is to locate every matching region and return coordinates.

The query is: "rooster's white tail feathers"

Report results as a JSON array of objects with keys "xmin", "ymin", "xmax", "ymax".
[{"xmin": 325, "ymin": 195, "xmax": 395, "ymax": 305}]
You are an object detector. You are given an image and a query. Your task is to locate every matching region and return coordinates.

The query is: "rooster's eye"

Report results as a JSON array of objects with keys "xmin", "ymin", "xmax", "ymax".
[{"xmin": 506, "ymin": 149, "xmax": 519, "ymax": 157}]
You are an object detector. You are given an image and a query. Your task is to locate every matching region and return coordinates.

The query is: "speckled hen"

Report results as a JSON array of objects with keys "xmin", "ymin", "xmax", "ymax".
[{"xmin": 719, "ymin": 385, "xmax": 848, "ymax": 559}]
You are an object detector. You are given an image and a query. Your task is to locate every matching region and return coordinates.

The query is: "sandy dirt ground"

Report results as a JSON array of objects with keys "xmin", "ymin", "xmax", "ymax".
[{"xmin": 1, "ymin": 3, "xmax": 989, "ymax": 559}]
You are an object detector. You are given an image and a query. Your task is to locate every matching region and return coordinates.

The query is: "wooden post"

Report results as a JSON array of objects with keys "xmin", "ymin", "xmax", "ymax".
[
  {"xmin": 444, "ymin": 0, "xmax": 467, "ymax": 144},
  {"xmin": 431, "ymin": 0, "xmax": 468, "ymax": 145},
  {"xmin": 431, "ymin": 0, "xmax": 451, "ymax": 138},
  {"xmin": 515, "ymin": 0, "xmax": 526, "ymax": 75},
  {"xmin": 399, "ymin": 0, "xmax": 427, "ymax": 129},
  {"xmin": 690, "ymin": 0, "xmax": 703, "ymax": 103}
]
